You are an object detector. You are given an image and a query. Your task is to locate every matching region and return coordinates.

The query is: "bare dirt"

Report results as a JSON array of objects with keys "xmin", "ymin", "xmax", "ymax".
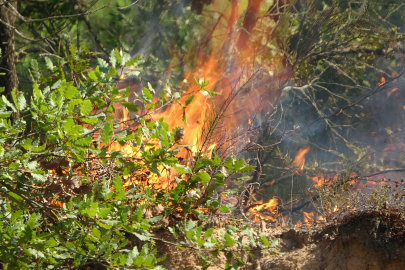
[{"xmin": 158, "ymin": 210, "xmax": 405, "ymax": 270}]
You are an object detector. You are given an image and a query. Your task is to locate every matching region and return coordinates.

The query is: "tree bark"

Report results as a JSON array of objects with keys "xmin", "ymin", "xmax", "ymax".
[{"xmin": 0, "ymin": 0, "xmax": 18, "ymax": 116}]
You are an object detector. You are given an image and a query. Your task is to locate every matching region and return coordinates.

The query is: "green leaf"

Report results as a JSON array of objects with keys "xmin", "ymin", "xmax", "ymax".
[
  {"xmin": 133, "ymin": 232, "xmax": 150, "ymax": 241},
  {"xmin": 83, "ymin": 202, "xmax": 98, "ymax": 217},
  {"xmin": 270, "ymin": 238, "xmax": 279, "ymax": 247},
  {"xmin": 110, "ymin": 49, "xmax": 117, "ymax": 67},
  {"xmin": 204, "ymin": 228, "xmax": 214, "ymax": 238},
  {"xmin": 186, "ymin": 230, "xmax": 194, "ymax": 239},
  {"xmin": 17, "ymin": 93, "xmax": 27, "ymax": 111},
  {"xmin": 125, "ymin": 56, "xmax": 140, "ymax": 67},
  {"xmin": 30, "ymin": 59, "xmax": 39, "ymax": 72},
  {"xmin": 8, "ymin": 192, "xmax": 23, "ymax": 201},
  {"xmin": 11, "ymin": 88, "xmax": 19, "ymax": 110},
  {"xmin": 260, "ymin": 235, "xmax": 270, "ymax": 247},
  {"xmin": 31, "ymin": 173, "xmax": 47, "ymax": 184},
  {"xmin": 113, "ymin": 175, "xmax": 125, "ymax": 200},
  {"xmin": 76, "ymin": 136, "xmax": 92, "ymax": 147},
  {"xmin": 122, "ymin": 102, "xmax": 139, "ymax": 112},
  {"xmin": 80, "ymin": 99, "xmax": 92, "ymax": 115},
  {"xmin": 218, "ymin": 206, "xmax": 230, "ymax": 213},
  {"xmin": 234, "ymin": 158, "xmax": 245, "ymax": 172},
  {"xmin": 223, "ymin": 157, "xmax": 234, "ymax": 172},
  {"xmin": 88, "ymin": 70, "xmax": 98, "ymax": 81},
  {"xmin": 173, "ymin": 164, "xmax": 192, "ymax": 174},
  {"xmin": 212, "ymin": 154, "xmax": 221, "ymax": 167},
  {"xmin": 2, "ymin": 95, "xmax": 16, "ymax": 112},
  {"xmin": 185, "ymin": 95, "xmax": 195, "ymax": 106},
  {"xmin": 114, "ymin": 49, "xmax": 122, "ymax": 65},
  {"xmin": 44, "ymin": 57, "xmax": 54, "ymax": 71},
  {"xmin": 0, "ymin": 111, "xmax": 11, "ymax": 118},
  {"xmin": 142, "ymin": 88, "xmax": 153, "ymax": 103},
  {"xmin": 192, "ymin": 172, "xmax": 210, "ymax": 184},
  {"xmin": 98, "ymin": 207, "xmax": 111, "ymax": 218},
  {"xmin": 80, "ymin": 117, "xmax": 98, "ymax": 125},
  {"xmin": 223, "ymin": 233, "xmax": 236, "ymax": 247},
  {"xmin": 185, "ymin": 219, "xmax": 196, "ymax": 231},
  {"xmin": 101, "ymin": 122, "xmax": 113, "ymax": 144},
  {"xmin": 239, "ymin": 165, "xmax": 256, "ymax": 173},
  {"xmin": 69, "ymin": 44, "xmax": 75, "ymax": 57},
  {"xmin": 147, "ymin": 82, "xmax": 155, "ymax": 93},
  {"xmin": 126, "ymin": 246, "xmax": 139, "ymax": 265}
]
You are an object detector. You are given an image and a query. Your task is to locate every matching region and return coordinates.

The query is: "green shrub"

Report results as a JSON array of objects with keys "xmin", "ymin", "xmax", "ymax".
[{"xmin": 0, "ymin": 45, "xmax": 277, "ymax": 269}]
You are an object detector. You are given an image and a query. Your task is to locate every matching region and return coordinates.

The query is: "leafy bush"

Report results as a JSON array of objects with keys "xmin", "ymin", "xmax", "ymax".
[{"xmin": 0, "ymin": 46, "xmax": 277, "ymax": 269}]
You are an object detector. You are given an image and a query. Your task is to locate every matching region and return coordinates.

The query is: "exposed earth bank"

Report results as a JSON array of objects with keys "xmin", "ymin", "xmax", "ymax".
[{"xmin": 159, "ymin": 211, "xmax": 405, "ymax": 270}]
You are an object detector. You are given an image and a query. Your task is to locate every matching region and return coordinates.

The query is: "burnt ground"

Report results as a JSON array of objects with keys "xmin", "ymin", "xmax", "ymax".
[{"xmin": 157, "ymin": 210, "xmax": 405, "ymax": 270}]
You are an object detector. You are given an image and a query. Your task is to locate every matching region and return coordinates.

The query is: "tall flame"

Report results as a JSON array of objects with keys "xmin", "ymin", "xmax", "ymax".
[
  {"xmin": 292, "ymin": 146, "xmax": 310, "ymax": 172},
  {"xmin": 152, "ymin": 0, "xmax": 287, "ymax": 154}
]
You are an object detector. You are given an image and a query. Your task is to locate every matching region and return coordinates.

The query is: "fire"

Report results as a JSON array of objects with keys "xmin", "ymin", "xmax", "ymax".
[
  {"xmin": 150, "ymin": 0, "xmax": 286, "ymax": 156},
  {"xmin": 378, "ymin": 76, "xmax": 386, "ymax": 86},
  {"xmin": 387, "ymin": 87, "xmax": 398, "ymax": 97},
  {"xmin": 292, "ymin": 146, "xmax": 310, "ymax": 172},
  {"xmin": 303, "ymin": 211, "xmax": 314, "ymax": 226},
  {"xmin": 248, "ymin": 197, "xmax": 282, "ymax": 223}
]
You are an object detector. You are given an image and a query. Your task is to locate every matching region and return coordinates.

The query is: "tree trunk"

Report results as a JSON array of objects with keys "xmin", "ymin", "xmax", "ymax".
[{"xmin": 0, "ymin": 0, "xmax": 18, "ymax": 118}]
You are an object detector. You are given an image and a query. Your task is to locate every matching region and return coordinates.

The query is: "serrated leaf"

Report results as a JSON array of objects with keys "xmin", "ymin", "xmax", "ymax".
[
  {"xmin": 110, "ymin": 49, "xmax": 117, "ymax": 67},
  {"xmin": 133, "ymin": 232, "xmax": 150, "ymax": 241},
  {"xmin": 212, "ymin": 154, "xmax": 221, "ymax": 167},
  {"xmin": 203, "ymin": 242, "xmax": 216, "ymax": 248},
  {"xmin": 270, "ymin": 238, "xmax": 279, "ymax": 247},
  {"xmin": 17, "ymin": 94, "xmax": 27, "ymax": 110},
  {"xmin": 76, "ymin": 136, "xmax": 92, "ymax": 147},
  {"xmin": 98, "ymin": 207, "xmax": 111, "ymax": 218},
  {"xmin": 223, "ymin": 233, "xmax": 236, "ymax": 247},
  {"xmin": 142, "ymin": 88, "xmax": 153, "ymax": 103},
  {"xmin": 2, "ymin": 96, "xmax": 16, "ymax": 112},
  {"xmin": 97, "ymin": 58, "xmax": 108, "ymax": 68},
  {"xmin": 80, "ymin": 117, "xmax": 98, "ymax": 125},
  {"xmin": 114, "ymin": 49, "xmax": 122, "ymax": 65},
  {"xmin": 192, "ymin": 172, "xmax": 210, "ymax": 184},
  {"xmin": 239, "ymin": 165, "xmax": 256, "ymax": 173},
  {"xmin": 147, "ymin": 82, "xmax": 155, "ymax": 93},
  {"xmin": 0, "ymin": 111, "xmax": 11, "ymax": 118},
  {"xmin": 101, "ymin": 122, "xmax": 113, "ymax": 144},
  {"xmin": 44, "ymin": 57, "xmax": 54, "ymax": 71},
  {"xmin": 186, "ymin": 230, "xmax": 194, "ymax": 239},
  {"xmin": 234, "ymin": 158, "xmax": 245, "ymax": 172},
  {"xmin": 185, "ymin": 219, "xmax": 196, "ymax": 231},
  {"xmin": 204, "ymin": 228, "xmax": 214, "ymax": 238},
  {"xmin": 260, "ymin": 235, "xmax": 270, "ymax": 247},
  {"xmin": 80, "ymin": 99, "xmax": 92, "ymax": 115},
  {"xmin": 88, "ymin": 70, "xmax": 98, "ymax": 81},
  {"xmin": 69, "ymin": 44, "xmax": 75, "ymax": 57},
  {"xmin": 122, "ymin": 102, "xmax": 139, "ymax": 112},
  {"xmin": 30, "ymin": 59, "xmax": 39, "ymax": 72},
  {"xmin": 113, "ymin": 175, "xmax": 125, "ymax": 200},
  {"xmin": 125, "ymin": 56, "xmax": 140, "ymax": 67},
  {"xmin": 31, "ymin": 173, "xmax": 47, "ymax": 184}
]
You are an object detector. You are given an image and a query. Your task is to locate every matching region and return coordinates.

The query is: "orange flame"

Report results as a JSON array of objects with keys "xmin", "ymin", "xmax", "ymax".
[
  {"xmin": 387, "ymin": 87, "xmax": 398, "ymax": 97},
  {"xmin": 292, "ymin": 146, "xmax": 310, "ymax": 171},
  {"xmin": 378, "ymin": 76, "xmax": 386, "ymax": 86},
  {"xmin": 151, "ymin": 0, "xmax": 285, "ymax": 155},
  {"xmin": 303, "ymin": 211, "xmax": 314, "ymax": 226}
]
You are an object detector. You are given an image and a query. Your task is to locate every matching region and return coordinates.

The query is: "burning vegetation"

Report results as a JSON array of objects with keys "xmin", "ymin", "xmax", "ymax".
[{"xmin": 2, "ymin": 0, "xmax": 405, "ymax": 269}]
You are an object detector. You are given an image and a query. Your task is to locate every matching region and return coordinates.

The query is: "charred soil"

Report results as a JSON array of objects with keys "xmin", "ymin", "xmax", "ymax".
[{"xmin": 157, "ymin": 210, "xmax": 405, "ymax": 270}]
